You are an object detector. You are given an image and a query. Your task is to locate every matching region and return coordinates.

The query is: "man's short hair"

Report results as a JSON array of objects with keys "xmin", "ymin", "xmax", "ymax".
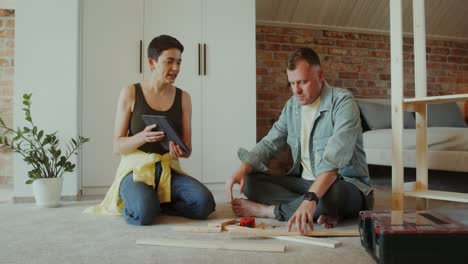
[
  {"xmin": 287, "ymin": 47, "xmax": 321, "ymax": 70},
  {"xmin": 147, "ymin": 35, "xmax": 184, "ymax": 60}
]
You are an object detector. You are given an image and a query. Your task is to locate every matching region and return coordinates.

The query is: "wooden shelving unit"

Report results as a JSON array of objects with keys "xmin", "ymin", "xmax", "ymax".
[{"xmin": 390, "ymin": 0, "xmax": 468, "ymax": 212}]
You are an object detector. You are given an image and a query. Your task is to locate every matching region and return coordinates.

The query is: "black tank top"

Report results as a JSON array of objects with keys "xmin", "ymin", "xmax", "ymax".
[{"xmin": 129, "ymin": 83, "xmax": 183, "ymax": 154}]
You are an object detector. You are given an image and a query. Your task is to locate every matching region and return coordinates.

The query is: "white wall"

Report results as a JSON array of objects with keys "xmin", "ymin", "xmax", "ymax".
[
  {"xmin": 0, "ymin": 0, "xmax": 15, "ymax": 9},
  {"xmin": 14, "ymin": 0, "xmax": 80, "ymax": 197}
]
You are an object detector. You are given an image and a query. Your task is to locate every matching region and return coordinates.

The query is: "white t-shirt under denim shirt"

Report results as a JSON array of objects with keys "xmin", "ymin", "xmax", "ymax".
[{"xmin": 300, "ymin": 97, "xmax": 321, "ymax": 180}]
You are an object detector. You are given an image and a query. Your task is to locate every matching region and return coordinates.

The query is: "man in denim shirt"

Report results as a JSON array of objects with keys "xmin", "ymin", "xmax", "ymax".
[{"xmin": 226, "ymin": 47, "xmax": 373, "ymax": 233}]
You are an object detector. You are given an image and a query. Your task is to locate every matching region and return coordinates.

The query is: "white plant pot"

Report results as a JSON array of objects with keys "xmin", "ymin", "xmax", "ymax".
[{"xmin": 32, "ymin": 177, "xmax": 63, "ymax": 208}]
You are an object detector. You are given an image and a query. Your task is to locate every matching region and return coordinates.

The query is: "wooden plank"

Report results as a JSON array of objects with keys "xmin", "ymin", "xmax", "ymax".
[
  {"xmin": 207, "ymin": 219, "xmax": 236, "ymax": 228},
  {"xmin": 223, "ymin": 225, "xmax": 341, "ymax": 248},
  {"xmin": 413, "ymin": 0, "xmax": 428, "ymax": 100},
  {"xmin": 228, "ymin": 229, "xmax": 359, "ymax": 237},
  {"xmin": 390, "ymin": 0, "xmax": 405, "ymax": 212},
  {"xmin": 403, "ymin": 94, "xmax": 468, "ymax": 106},
  {"xmin": 172, "ymin": 226, "xmax": 222, "ymax": 233},
  {"xmin": 136, "ymin": 238, "xmax": 285, "ymax": 253},
  {"xmin": 404, "ymin": 190, "xmax": 468, "ymax": 203},
  {"xmin": 270, "ymin": 236, "xmax": 340, "ymax": 248},
  {"xmin": 414, "ymin": 104, "xmax": 428, "ymax": 211}
]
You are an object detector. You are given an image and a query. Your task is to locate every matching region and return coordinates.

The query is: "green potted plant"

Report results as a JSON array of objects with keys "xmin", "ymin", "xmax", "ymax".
[{"xmin": 0, "ymin": 94, "xmax": 89, "ymax": 207}]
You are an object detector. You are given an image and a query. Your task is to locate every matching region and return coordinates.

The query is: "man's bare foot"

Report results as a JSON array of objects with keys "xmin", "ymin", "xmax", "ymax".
[
  {"xmin": 231, "ymin": 198, "xmax": 275, "ymax": 218},
  {"xmin": 317, "ymin": 215, "xmax": 339, "ymax": 229}
]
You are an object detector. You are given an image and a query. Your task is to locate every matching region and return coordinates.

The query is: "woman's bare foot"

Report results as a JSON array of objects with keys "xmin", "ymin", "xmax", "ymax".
[
  {"xmin": 231, "ymin": 198, "xmax": 275, "ymax": 218},
  {"xmin": 317, "ymin": 215, "xmax": 339, "ymax": 229}
]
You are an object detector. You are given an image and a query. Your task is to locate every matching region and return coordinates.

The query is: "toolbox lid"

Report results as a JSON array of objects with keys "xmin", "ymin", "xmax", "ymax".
[{"xmin": 360, "ymin": 210, "xmax": 468, "ymax": 235}]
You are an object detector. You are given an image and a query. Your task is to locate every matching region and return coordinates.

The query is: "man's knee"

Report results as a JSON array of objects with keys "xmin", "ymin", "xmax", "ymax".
[
  {"xmin": 321, "ymin": 182, "xmax": 346, "ymax": 206},
  {"xmin": 242, "ymin": 174, "xmax": 255, "ymax": 199},
  {"xmin": 243, "ymin": 173, "xmax": 265, "ymax": 201},
  {"xmin": 319, "ymin": 180, "xmax": 363, "ymax": 217}
]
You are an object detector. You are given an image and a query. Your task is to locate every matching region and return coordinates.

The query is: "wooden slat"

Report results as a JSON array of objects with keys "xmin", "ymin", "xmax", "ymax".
[
  {"xmin": 136, "ymin": 238, "xmax": 285, "ymax": 253},
  {"xmin": 172, "ymin": 226, "xmax": 222, "ymax": 233},
  {"xmin": 228, "ymin": 229, "xmax": 359, "ymax": 237},
  {"xmin": 404, "ymin": 190, "xmax": 468, "ymax": 203},
  {"xmin": 390, "ymin": 0, "xmax": 405, "ymax": 212},
  {"xmin": 270, "ymin": 236, "xmax": 341, "ymax": 248},
  {"xmin": 403, "ymin": 94, "xmax": 468, "ymax": 107},
  {"xmin": 413, "ymin": 0, "xmax": 429, "ymax": 211},
  {"xmin": 224, "ymin": 225, "xmax": 341, "ymax": 248}
]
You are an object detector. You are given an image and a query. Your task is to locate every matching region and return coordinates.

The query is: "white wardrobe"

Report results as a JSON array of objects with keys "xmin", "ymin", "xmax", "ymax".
[{"xmin": 81, "ymin": 0, "xmax": 256, "ymax": 193}]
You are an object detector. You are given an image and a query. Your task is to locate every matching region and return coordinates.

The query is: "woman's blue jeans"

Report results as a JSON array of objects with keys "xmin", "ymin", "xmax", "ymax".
[{"xmin": 119, "ymin": 162, "xmax": 216, "ymax": 225}]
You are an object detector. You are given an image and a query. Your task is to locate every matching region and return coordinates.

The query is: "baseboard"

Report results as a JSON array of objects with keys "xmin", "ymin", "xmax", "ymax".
[
  {"xmin": 12, "ymin": 194, "xmax": 81, "ymax": 203},
  {"xmin": 81, "ymin": 186, "xmax": 110, "ymax": 196}
]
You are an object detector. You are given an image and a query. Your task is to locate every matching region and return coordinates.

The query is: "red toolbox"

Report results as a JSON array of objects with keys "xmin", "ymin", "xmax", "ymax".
[{"xmin": 359, "ymin": 210, "xmax": 468, "ymax": 264}]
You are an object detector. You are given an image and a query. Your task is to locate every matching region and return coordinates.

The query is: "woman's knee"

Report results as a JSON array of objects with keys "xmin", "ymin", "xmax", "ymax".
[
  {"xmin": 190, "ymin": 189, "xmax": 216, "ymax": 219},
  {"xmin": 123, "ymin": 192, "xmax": 161, "ymax": 225}
]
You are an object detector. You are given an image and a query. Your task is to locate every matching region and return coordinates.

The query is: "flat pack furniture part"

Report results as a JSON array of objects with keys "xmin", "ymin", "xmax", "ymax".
[
  {"xmin": 227, "ymin": 229, "xmax": 359, "ymax": 237},
  {"xmin": 390, "ymin": 0, "xmax": 468, "ymax": 213},
  {"xmin": 172, "ymin": 219, "xmax": 237, "ymax": 233},
  {"xmin": 136, "ymin": 238, "xmax": 285, "ymax": 253},
  {"xmin": 224, "ymin": 225, "xmax": 341, "ymax": 248},
  {"xmin": 172, "ymin": 226, "xmax": 222, "ymax": 233}
]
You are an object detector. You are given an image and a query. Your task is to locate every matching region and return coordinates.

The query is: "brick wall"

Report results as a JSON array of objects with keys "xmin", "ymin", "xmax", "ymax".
[
  {"xmin": 256, "ymin": 25, "xmax": 468, "ymax": 174},
  {"xmin": 0, "ymin": 9, "xmax": 14, "ymax": 185}
]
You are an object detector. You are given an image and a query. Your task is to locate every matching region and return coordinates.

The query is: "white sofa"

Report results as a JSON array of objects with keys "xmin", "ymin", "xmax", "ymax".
[{"xmin": 356, "ymin": 99, "xmax": 468, "ymax": 173}]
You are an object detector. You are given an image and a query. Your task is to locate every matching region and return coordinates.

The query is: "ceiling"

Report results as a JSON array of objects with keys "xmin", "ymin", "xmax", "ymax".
[{"xmin": 256, "ymin": 0, "xmax": 468, "ymax": 40}]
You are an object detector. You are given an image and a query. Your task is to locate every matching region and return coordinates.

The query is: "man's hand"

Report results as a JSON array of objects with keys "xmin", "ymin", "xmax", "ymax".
[
  {"xmin": 226, "ymin": 170, "xmax": 246, "ymax": 202},
  {"xmin": 287, "ymin": 200, "xmax": 317, "ymax": 235},
  {"xmin": 226, "ymin": 163, "xmax": 252, "ymax": 201}
]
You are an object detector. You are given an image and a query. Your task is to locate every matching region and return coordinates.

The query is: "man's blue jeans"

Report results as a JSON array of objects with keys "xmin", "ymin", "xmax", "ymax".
[{"xmin": 119, "ymin": 162, "xmax": 216, "ymax": 225}]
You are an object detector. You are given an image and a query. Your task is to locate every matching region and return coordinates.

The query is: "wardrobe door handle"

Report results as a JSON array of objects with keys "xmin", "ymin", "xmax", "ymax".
[
  {"xmin": 139, "ymin": 40, "xmax": 143, "ymax": 74},
  {"xmin": 198, "ymin": 43, "xmax": 201, "ymax": 76},
  {"xmin": 203, "ymin": 43, "xmax": 206, "ymax": 75}
]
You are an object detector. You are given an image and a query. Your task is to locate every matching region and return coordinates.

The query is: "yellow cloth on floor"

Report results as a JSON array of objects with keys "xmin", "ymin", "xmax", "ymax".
[{"xmin": 83, "ymin": 150, "xmax": 186, "ymax": 215}]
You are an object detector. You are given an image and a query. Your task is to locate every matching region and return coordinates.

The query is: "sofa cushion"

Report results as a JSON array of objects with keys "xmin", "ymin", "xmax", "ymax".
[
  {"xmin": 356, "ymin": 100, "xmax": 416, "ymax": 130},
  {"xmin": 427, "ymin": 102, "xmax": 467, "ymax": 127},
  {"xmin": 362, "ymin": 127, "xmax": 468, "ymax": 172},
  {"xmin": 357, "ymin": 101, "xmax": 391, "ymax": 130}
]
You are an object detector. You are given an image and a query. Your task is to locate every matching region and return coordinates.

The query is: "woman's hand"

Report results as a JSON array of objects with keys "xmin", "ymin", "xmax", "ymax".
[
  {"xmin": 140, "ymin": 124, "xmax": 165, "ymax": 143},
  {"xmin": 169, "ymin": 141, "xmax": 187, "ymax": 158}
]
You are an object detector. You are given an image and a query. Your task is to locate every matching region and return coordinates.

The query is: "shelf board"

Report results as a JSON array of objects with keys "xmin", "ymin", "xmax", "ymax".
[
  {"xmin": 403, "ymin": 94, "xmax": 468, "ymax": 105},
  {"xmin": 404, "ymin": 190, "xmax": 468, "ymax": 203}
]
